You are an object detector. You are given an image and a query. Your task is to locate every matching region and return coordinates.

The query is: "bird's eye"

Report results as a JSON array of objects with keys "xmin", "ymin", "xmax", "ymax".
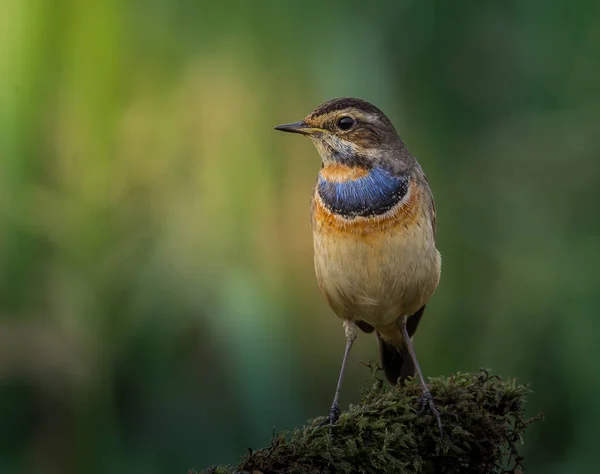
[{"xmin": 337, "ymin": 116, "xmax": 355, "ymax": 131}]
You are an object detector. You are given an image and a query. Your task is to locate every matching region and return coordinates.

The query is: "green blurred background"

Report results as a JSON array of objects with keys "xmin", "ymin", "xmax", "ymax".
[{"xmin": 1, "ymin": 0, "xmax": 599, "ymax": 472}]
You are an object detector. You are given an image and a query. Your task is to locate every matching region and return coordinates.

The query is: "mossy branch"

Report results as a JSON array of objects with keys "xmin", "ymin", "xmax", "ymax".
[{"xmin": 203, "ymin": 370, "xmax": 542, "ymax": 474}]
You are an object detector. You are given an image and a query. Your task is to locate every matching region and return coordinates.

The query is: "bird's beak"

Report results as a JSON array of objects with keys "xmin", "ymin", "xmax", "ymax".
[{"xmin": 274, "ymin": 120, "xmax": 320, "ymax": 135}]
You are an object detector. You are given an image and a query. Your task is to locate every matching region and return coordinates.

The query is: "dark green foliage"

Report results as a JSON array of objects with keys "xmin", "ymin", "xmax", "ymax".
[{"xmin": 204, "ymin": 371, "xmax": 541, "ymax": 474}]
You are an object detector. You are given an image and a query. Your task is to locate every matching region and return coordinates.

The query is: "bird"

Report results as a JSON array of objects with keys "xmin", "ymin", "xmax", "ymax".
[{"xmin": 274, "ymin": 97, "xmax": 442, "ymax": 435}]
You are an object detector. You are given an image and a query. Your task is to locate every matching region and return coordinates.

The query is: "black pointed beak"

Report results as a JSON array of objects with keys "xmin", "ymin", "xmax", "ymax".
[{"xmin": 274, "ymin": 121, "xmax": 318, "ymax": 135}]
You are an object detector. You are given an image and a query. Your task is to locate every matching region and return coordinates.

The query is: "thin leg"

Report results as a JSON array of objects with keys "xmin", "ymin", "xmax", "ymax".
[
  {"xmin": 319, "ymin": 320, "xmax": 356, "ymax": 427},
  {"xmin": 400, "ymin": 320, "xmax": 444, "ymax": 438}
]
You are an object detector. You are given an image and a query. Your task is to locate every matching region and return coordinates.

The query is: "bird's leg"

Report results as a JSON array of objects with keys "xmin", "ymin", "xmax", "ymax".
[
  {"xmin": 319, "ymin": 320, "xmax": 356, "ymax": 427},
  {"xmin": 400, "ymin": 319, "xmax": 444, "ymax": 438}
]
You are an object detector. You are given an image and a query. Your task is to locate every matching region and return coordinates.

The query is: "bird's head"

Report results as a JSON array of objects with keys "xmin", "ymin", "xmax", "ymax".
[{"xmin": 275, "ymin": 98, "xmax": 413, "ymax": 172}]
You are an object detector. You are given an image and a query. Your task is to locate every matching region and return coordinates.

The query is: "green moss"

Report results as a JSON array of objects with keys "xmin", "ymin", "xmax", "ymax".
[{"xmin": 203, "ymin": 370, "xmax": 542, "ymax": 474}]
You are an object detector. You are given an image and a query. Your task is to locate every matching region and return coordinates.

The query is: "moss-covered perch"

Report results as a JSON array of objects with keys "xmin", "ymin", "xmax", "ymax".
[{"xmin": 203, "ymin": 370, "xmax": 542, "ymax": 474}]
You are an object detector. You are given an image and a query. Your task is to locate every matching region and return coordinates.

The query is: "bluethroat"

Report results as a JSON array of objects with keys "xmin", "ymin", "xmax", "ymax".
[{"xmin": 275, "ymin": 98, "xmax": 442, "ymax": 435}]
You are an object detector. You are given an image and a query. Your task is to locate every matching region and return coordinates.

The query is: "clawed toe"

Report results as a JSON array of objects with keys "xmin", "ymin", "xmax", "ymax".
[
  {"xmin": 418, "ymin": 389, "xmax": 444, "ymax": 438},
  {"xmin": 318, "ymin": 403, "xmax": 341, "ymax": 428}
]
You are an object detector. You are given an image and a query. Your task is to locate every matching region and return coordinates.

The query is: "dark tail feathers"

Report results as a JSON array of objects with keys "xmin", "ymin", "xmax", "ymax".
[
  {"xmin": 378, "ymin": 305, "xmax": 426, "ymax": 385},
  {"xmin": 378, "ymin": 337, "xmax": 415, "ymax": 385}
]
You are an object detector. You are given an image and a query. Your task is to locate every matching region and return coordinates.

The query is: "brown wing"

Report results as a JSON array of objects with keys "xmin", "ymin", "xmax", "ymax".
[{"xmin": 419, "ymin": 171, "xmax": 437, "ymax": 241}]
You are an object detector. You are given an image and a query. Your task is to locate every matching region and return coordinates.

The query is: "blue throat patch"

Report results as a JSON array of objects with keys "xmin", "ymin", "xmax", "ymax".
[{"xmin": 317, "ymin": 167, "xmax": 410, "ymax": 218}]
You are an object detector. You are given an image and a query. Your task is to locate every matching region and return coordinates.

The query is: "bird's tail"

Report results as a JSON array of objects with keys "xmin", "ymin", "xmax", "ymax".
[
  {"xmin": 378, "ymin": 336, "xmax": 415, "ymax": 385},
  {"xmin": 376, "ymin": 305, "xmax": 426, "ymax": 385}
]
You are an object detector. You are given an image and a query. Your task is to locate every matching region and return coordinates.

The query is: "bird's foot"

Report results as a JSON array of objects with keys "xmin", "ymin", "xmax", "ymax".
[
  {"xmin": 418, "ymin": 388, "xmax": 444, "ymax": 438},
  {"xmin": 318, "ymin": 402, "xmax": 341, "ymax": 428}
]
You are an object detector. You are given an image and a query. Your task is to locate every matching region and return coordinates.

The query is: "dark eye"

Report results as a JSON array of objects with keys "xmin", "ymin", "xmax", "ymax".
[{"xmin": 337, "ymin": 116, "xmax": 355, "ymax": 130}]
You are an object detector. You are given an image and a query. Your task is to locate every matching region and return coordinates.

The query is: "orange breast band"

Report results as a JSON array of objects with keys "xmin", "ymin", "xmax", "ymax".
[
  {"xmin": 313, "ymin": 180, "xmax": 421, "ymax": 238},
  {"xmin": 319, "ymin": 164, "xmax": 370, "ymax": 182}
]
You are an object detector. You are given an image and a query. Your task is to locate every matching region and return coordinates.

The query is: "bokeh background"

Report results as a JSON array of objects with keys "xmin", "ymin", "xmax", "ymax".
[{"xmin": 2, "ymin": 0, "xmax": 600, "ymax": 472}]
